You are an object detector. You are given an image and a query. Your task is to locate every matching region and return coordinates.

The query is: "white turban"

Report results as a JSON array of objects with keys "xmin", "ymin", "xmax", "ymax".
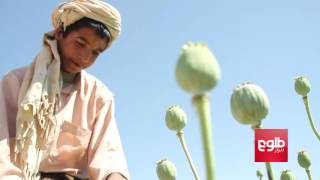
[{"xmin": 52, "ymin": 0, "xmax": 121, "ymax": 45}]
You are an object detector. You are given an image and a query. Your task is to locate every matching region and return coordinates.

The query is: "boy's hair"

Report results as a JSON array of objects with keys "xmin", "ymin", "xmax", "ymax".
[{"xmin": 63, "ymin": 17, "xmax": 111, "ymax": 44}]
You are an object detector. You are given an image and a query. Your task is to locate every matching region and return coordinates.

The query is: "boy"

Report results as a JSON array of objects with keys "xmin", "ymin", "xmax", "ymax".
[{"xmin": 0, "ymin": 0, "xmax": 129, "ymax": 179}]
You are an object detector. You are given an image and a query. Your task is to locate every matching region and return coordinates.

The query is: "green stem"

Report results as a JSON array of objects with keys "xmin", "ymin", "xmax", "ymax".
[
  {"xmin": 259, "ymin": 177, "xmax": 262, "ymax": 180},
  {"xmin": 192, "ymin": 95, "xmax": 215, "ymax": 180},
  {"xmin": 302, "ymin": 96, "xmax": 320, "ymax": 141},
  {"xmin": 306, "ymin": 169, "xmax": 312, "ymax": 180},
  {"xmin": 177, "ymin": 131, "xmax": 200, "ymax": 180},
  {"xmin": 265, "ymin": 162, "xmax": 274, "ymax": 180}
]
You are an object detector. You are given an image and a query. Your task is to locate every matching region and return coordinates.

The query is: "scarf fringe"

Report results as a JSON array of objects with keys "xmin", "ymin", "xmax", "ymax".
[{"xmin": 14, "ymin": 33, "xmax": 62, "ymax": 180}]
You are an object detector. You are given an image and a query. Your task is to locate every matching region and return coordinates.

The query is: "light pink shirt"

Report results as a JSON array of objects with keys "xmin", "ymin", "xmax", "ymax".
[{"xmin": 0, "ymin": 67, "xmax": 129, "ymax": 180}]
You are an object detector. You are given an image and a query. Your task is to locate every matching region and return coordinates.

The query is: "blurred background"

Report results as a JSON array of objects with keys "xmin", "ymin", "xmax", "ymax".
[{"xmin": 1, "ymin": 0, "xmax": 320, "ymax": 179}]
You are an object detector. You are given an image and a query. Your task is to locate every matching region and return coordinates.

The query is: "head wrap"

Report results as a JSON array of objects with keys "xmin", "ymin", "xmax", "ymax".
[{"xmin": 52, "ymin": 0, "xmax": 121, "ymax": 46}]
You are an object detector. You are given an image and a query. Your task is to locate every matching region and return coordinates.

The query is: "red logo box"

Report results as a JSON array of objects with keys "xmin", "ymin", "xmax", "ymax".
[{"xmin": 255, "ymin": 129, "xmax": 288, "ymax": 162}]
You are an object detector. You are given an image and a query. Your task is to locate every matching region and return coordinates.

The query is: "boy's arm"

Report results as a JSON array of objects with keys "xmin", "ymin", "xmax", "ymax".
[
  {"xmin": 0, "ymin": 72, "xmax": 23, "ymax": 178},
  {"xmin": 87, "ymin": 97, "xmax": 129, "ymax": 180}
]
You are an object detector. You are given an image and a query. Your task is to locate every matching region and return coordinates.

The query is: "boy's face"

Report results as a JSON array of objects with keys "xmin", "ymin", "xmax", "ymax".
[{"xmin": 55, "ymin": 26, "xmax": 108, "ymax": 73}]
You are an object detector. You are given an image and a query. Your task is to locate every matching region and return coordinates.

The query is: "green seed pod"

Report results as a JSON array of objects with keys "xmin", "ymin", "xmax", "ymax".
[
  {"xmin": 294, "ymin": 76, "xmax": 311, "ymax": 97},
  {"xmin": 156, "ymin": 159, "xmax": 177, "ymax": 180},
  {"xmin": 175, "ymin": 42, "xmax": 221, "ymax": 95},
  {"xmin": 256, "ymin": 169, "xmax": 263, "ymax": 177},
  {"xmin": 165, "ymin": 106, "xmax": 187, "ymax": 132},
  {"xmin": 230, "ymin": 82, "xmax": 270, "ymax": 125},
  {"xmin": 298, "ymin": 150, "xmax": 311, "ymax": 169},
  {"xmin": 280, "ymin": 170, "xmax": 296, "ymax": 180}
]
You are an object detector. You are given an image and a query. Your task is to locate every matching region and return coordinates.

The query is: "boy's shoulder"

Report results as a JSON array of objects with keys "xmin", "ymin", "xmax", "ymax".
[
  {"xmin": 2, "ymin": 66, "xmax": 28, "ymax": 84},
  {"xmin": 82, "ymin": 70, "xmax": 114, "ymax": 101}
]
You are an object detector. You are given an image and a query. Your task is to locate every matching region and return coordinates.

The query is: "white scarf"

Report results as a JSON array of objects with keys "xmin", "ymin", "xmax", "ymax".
[{"xmin": 14, "ymin": 33, "xmax": 62, "ymax": 180}]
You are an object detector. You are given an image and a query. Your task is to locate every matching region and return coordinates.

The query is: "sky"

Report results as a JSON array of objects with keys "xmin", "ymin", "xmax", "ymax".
[{"xmin": 1, "ymin": 0, "xmax": 320, "ymax": 179}]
